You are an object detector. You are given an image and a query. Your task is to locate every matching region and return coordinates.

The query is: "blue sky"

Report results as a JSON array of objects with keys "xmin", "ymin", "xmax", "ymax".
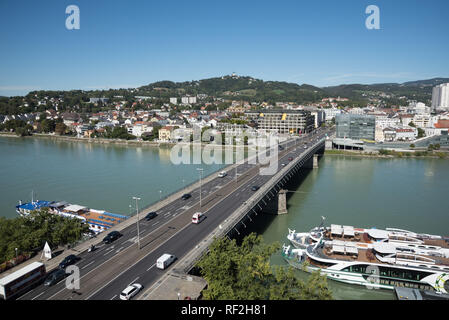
[{"xmin": 0, "ymin": 0, "xmax": 448, "ymax": 96}]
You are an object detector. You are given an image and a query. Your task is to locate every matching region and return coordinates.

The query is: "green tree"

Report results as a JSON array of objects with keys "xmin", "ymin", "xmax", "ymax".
[
  {"xmin": 0, "ymin": 209, "xmax": 90, "ymax": 263},
  {"xmin": 196, "ymin": 233, "xmax": 333, "ymax": 300},
  {"xmin": 55, "ymin": 122, "xmax": 67, "ymax": 135},
  {"xmin": 417, "ymin": 128, "xmax": 425, "ymax": 138}
]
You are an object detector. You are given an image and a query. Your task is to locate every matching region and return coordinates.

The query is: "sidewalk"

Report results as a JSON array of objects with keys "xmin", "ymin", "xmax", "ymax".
[{"xmin": 140, "ymin": 271, "xmax": 207, "ymax": 300}]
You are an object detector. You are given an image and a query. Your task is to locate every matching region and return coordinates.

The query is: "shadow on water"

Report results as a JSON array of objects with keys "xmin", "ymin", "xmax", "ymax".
[{"xmin": 232, "ymin": 167, "xmax": 314, "ymax": 244}]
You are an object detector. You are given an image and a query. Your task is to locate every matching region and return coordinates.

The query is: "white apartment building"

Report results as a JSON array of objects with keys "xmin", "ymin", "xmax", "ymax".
[
  {"xmin": 132, "ymin": 123, "xmax": 153, "ymax": 137},
  {"xmin": 324, "ymin": 107, "xmax": 341, "ymax": 122},
  {"xmin": 432, "ymin": 83, "xmax": 449, "ymax": 111},
  {"xmin": 376, "ymin": 116, "xmax": 401, "ymax": 129},
  {"xmin": 181, "ymin": 96, "xmax": 197, "ymax": 104},
  {"xmin": 375, "ymin": 126, "xmax": 385, "ymax": 142},
  {"xmin": 188, "ymin": 96, "xmax": 197, "ymax": 104},
  {"xmin": 412, "ymin": 114, "xmax": 431, "ymax": 128},
  {"xmin": 348, "ymin": 107, "xmax": 365, "ymax": 115},
  {"xmin": 169, "ymin": 97, "xmax": 177, "ymax": 105},
  {"xmin": 412, "ymin": 102, "xmax": 430, "ymax": 115}
]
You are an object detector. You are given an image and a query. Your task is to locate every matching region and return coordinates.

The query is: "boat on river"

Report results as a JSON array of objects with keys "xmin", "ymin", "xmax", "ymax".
[
  {"xmin": 284, "ymin": 222, "xmax": 449, "ymax": 293},
  {"xmin": 16, "ymin": 196, "xmax": 127, "ymax": 234}
]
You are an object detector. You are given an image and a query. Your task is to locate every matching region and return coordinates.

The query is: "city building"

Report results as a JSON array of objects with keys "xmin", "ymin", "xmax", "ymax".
[
  {"xmin": 181, "ymin": 96, "xmax": 197, "ymax": 104},
  {"xmin": 158, "ymin": 126, "xmax": 175, "ymax": 142},
  {"xmin": 431, "ymin": 83, "xmax": 449, "ymax": 112},
  {"xmin": 89, "ymin": 97, "xmax": 109, "ymax": 104},
  {"xmin": 169, "ymin": 97, "xmax": 177, "ymax": 105},
  {"xmin": 323, "ymin": 107, "xmax": 341, "ymax": 122},
  {"xmin": 336, "ymin": 114, "xmax": 376, "ymax": 141},
  {"xmin": 245, "ymin": 110, "xmax": 314, "ymax": 134}
]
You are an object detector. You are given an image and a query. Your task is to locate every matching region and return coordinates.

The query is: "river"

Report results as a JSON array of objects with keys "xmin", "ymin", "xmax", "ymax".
[{"xmin": 0, "ymin": 136, "xmax": 225, "ymax": 218}]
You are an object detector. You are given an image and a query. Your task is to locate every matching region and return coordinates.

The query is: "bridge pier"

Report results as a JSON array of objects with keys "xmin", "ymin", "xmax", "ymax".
[
  {"xmin": 277, "ymin": 189, "xmax": 288, "ymax": 215},
  {"xmin": 261, "ymin": 189, "xmax": 288, "ymax": 215},
  {"xmin": 305, "ymin": 153, "xmax": 319, "ymax": 169}
]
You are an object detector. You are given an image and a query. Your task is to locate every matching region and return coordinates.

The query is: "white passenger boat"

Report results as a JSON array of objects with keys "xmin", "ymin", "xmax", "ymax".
[{"xmin": 283, "ymin": 224, "xmax": 449, "ymax": 293}]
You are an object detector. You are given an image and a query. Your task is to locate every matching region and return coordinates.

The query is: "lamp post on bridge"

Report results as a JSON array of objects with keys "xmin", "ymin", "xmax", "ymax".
[
  {"xmin": 197, "ymin": 168, "xmax": 203, "ymax": 208},
  {"xmin": 132, "ymin": 196, "xmax": 141, "ymax": 250}
]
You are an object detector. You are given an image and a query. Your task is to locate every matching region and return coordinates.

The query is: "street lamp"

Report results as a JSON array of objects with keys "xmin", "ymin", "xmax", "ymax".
[
  {"xmin": 159, "ymin": 190, "xmax": 162, "ymax": 201},
  {"xmin": 132, "ymin": 197, "xmax": 141, "ymax": 250},
  {"xmin": 197, "ymin": 168, "xmax": 203, "ymax": 208},
  {"xmin": 15, "ymin": 248, "xmax": 18, "ymax": 260}
]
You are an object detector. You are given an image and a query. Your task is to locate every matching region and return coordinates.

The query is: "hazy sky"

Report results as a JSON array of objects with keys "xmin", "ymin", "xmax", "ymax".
[{"xmin": 1, "ymin": 0, "xmax": 448, "ymax": 96}]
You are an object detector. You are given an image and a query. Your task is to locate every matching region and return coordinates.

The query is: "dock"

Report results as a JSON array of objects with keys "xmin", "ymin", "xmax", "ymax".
[{"xmin": 394, "ymin": 287, "xmax": 449, "ymax": 300}]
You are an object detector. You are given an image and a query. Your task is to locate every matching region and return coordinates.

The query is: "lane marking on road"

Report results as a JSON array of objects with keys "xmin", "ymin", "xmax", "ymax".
[
  {"xmin": 82, "ymin": 261, "xmax": 95, "ymax": 270},
  {"xmin": 31, "ymin": 292, "xmax": 45, "ymax": 300},
  {"xmin": 152, "ymin": 222, "xmax": 160, "ymax": 226},
  {"xmin": 111, "ymin": 295, "xmax": 117, "ymax": 300},
  {"xmin": 85, "ymin": 218, "xmax": 195, "ymax": 300},
  {"xmin": 128, "ymin": 277, "xmax": 140, "ymax": 287},
  {"xmin": 146, "ymin": 263, "xmax": 156, "ymax": 272}
]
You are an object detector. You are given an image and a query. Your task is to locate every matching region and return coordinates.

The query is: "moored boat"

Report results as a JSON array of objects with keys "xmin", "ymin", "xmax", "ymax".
[
  {"xmin": 283, "ymin": 224, "xmax": 449, "ymax": 293},
  {"xmin": 16, "ymin": 198, "xmax": 128, "ymax": 234}
]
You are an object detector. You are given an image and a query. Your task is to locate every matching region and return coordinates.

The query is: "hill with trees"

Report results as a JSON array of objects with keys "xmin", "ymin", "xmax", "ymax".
[{"xmin": 1, "ymin": 75, "xmax": 448, "ymax": 115}]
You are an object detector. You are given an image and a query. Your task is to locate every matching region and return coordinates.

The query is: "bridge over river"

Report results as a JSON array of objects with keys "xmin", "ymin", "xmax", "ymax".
[{"xmin": 17, "ymin": 127, "xmax": 333, "ymax": 301}]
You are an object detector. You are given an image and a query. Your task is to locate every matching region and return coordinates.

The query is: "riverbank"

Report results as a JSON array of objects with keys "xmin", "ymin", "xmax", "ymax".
[
  {"xmin": 324, "ymin": 149, "xmax": 449, "ymax": 159},
  {"xmin": 0, "ymin": 132, "xmax": 270, "ymax": 151}
]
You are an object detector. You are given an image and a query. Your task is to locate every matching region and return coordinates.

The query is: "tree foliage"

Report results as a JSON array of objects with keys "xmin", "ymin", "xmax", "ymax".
[
  {"xmin": 196, "ymin": 233, "xmax": 333, "ymax": 300},
  {"xmin": 0, "ymin": 209, "xmax": 90, "ymax": 263}
]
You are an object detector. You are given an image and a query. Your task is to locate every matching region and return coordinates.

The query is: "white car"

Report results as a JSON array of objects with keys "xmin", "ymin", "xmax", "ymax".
[
  {"xmin": 192, "ymin": 212, "xmax": 206, "ymax": 224},
  {"xmin": 218, "ymin": 171, "xmax": 227, "ymax": 178},
  {"xmin": 120, "ymin": 283, "xmax": 143, "ymax": 300}
]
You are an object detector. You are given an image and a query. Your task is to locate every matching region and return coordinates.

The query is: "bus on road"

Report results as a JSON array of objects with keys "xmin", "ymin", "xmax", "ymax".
[{"xmin": 0, "ymin": 262, "xmax": 46, "ymax": 300}]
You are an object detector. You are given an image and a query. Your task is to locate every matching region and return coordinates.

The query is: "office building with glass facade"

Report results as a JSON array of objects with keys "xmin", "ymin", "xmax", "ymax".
[{"xmin": 336, "ymin": 114, "xmax": 376, "ymax": 140}]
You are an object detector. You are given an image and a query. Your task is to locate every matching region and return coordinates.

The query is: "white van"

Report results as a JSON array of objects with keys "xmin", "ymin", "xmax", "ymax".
[{"xmin": 156, "ymin": 254, "xmax": 176, "ymax": 270}]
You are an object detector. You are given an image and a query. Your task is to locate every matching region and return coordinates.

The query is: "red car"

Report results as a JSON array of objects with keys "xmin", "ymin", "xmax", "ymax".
[{"xmin": 288, "ymin": 157, "xmax": 293, "ymax": 161}]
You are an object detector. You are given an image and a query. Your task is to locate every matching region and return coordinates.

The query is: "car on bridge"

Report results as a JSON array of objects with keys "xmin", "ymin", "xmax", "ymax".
[
  {"xmin": 218, "ymin": 171, "xmax": 227, "ymax": 178},
  {"xmin": 251, "ymin": 186, "xmax": 260, "ymax": 191},
  {"xmin": 156, "ymin": 254, "xmax": 176, "ymax": 270},
  {"xmin": 44, "ymin": 269, "xmax": 68, "ymax": 286},
  {"xmin": 288, "ymin": 157, "xmax": 293, "ymax": 161},
  {"xmin": 103, "ymin": 231, "xmax": 122, "ymax": 244},
  {"xmin": 58, "ymin": 254, "xmax": 79, "ymax": 269},
  {"xmin": 192, "ymin": 212, "xmax": 206, "ymax": 224},
  {"xmin": 120, "ymin": 283, "xmax": 143, "ymax": 300},
  {"xmin": 181, "ymin": 193, "xmax": 191, "ymax": 200},
  {"xmin": 145, "ymin": 212, "xmax": 157, "ymax": 221}
]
